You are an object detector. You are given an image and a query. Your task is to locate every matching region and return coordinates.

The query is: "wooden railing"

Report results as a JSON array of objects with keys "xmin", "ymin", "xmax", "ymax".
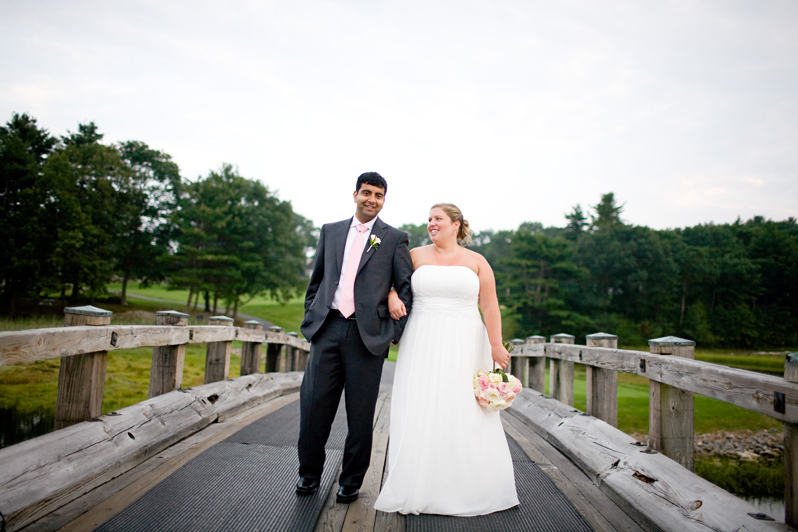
[
  {"xmin": 508, "ymin": 332, "xmax": 798, "ymax": 527},
  {"xmin": 0, "ymin": 304, "xmax": 310, "ymax": 429},
  {"xmin": 0, "ymin": 305, "xmax": 310, "ymax": 532}
]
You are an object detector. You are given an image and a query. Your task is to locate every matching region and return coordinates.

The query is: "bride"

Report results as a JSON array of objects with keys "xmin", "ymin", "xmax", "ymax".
[{"xmin": 374, "ymin": 203, "xmax": 519, "ymax": 516}]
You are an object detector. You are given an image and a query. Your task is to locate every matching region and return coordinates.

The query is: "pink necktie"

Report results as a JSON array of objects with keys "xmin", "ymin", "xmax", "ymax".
[{"xmin": 338, "ymin": 224, "xmax": 368, "ymax": 318}]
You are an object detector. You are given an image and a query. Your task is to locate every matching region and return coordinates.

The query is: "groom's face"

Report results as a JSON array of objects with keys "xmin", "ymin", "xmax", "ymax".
[{"xmin": 353, "ymin": 184, "xmax": 385, "ymax": 223}]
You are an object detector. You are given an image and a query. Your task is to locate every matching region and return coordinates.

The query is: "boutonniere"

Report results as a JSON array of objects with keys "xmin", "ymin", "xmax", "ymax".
[{"xmin": 367, "ymin": 234, "xmax": 381, "ymax": 252}]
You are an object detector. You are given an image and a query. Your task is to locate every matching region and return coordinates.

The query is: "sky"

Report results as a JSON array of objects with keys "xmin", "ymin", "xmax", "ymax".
[{"xmin": 2, "ymin": 0, "xmax": 796, "ymax": 233}]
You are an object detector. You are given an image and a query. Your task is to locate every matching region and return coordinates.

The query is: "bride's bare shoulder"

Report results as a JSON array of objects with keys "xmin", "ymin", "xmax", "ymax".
[
  {"xmin": 463, "ymin": 248, "xmax": 491, "ymax": 272},
  {"xmin": 409, "ymin": 245, "xmax": 434, "ymax": 259},
  {"xmin": 409, "ymin": 245, "xmax": 435, "ymax": 269}
]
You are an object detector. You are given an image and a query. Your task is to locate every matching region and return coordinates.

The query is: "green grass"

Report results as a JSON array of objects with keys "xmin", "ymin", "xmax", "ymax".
[
  {"xmin": 109, "ymin": 282, "xmax": 307, "ymax": 333},
  {"xmin": 552, "ymin": 365, "xmax": 783, "ymax": 436},
  {"xmin": 695, "ymin": 457, "xmax": 784, "ymax": 497}
]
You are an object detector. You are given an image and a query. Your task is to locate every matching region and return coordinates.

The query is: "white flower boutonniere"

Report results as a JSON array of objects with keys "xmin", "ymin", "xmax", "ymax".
[{"xmin": 367, "ymin": 234, "xmax": 381, "ymax": 252}]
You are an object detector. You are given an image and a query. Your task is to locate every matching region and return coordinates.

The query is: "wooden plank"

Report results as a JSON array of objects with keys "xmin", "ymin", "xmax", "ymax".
[
  {"xmin": 374, "ymin": 441, "xmax": 405, "ymax": 532},
  {"xmin": 546, "ymin": 343, "xmax": 798, "ymax": 423},
  {"xmin": 0, "ymin": 326, "xmax": 309, "ymax": 367},
  {"xmin": 517, "ymin": 342, "xmax": 545, "ymax": 357},
  {"xmin": 314, "ymin": 391, "xmax": 390, "ymax": 532},
  {"xmin": 0, "ymin": 372, "xmax": 301, "ymax": 532},
  {"xmin": 38, "ymin": 393, "xmax": 299, "ymax": 532},
  {"xmin": 509, "ymin": 390, "xmax": 791, "ymax": 532},
  {"xmin": 373, "ymin": 390, "xmax": 391, "ymax": 434},
  {"xmin": 600, "ymin": 450, "xmax": 791, "ymax": 532},
  {"xmin": 546, "ymin": 413, "xmax": 639, "ymax": 481},
  {"xmin": 341, "ymin": 433, "xmax": 389, "ymax": 532},
  {"xmin": 509, "ymin": 388, "xmax": 581, "ymax": 434},
  {"xmin": 502, "ymin": 414, "xmax": 644, "ymax": 532},
  {"xmin": 314, "ymin": 468, "xmax": 348, "ymax": 532}
]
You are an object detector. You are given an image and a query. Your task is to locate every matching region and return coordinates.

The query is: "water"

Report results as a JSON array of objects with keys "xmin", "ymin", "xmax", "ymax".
[
  {"xmin": 0, "ymin": 405, "xmax": 56, "ymax": 448},
  {"xmin": 743, "ymin": 497, "xmax": 784, "ymax": 522}
]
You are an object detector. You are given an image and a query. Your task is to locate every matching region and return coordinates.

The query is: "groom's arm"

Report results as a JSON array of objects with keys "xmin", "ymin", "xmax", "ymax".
[
  {"xmin": 305, "ymin": 224, "xmax": 327, "ymax": 312},
  {"xmin": 391, "ymin": 232, "xmax": 413, "ymax": 337}
]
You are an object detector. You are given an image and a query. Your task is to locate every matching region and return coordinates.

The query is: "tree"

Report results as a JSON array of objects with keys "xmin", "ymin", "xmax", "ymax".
[
  {"xmin": 591, "ymin": 193, "xmax": 624, "ymax": 230},
  {"xmin": 0, "ymin": 113, "xmax": 57, "ymax": 312},
  {"xmin": 115, "ymin": 141, "xmax": 181, "ymax": 305},
  {"xmin": 502, "ymin": 227, "xmax": 585, "ymax": 337},
  {"xmin": 45, "ymin": 123, "xmax": 134, "ymax": 302},
  {"xmin": 169, "ymin": 165, "xmax": 307, "ymax": 319},
  {"xmin": 564, "ymin": 204, "xmax": 588, "ymax": 240},
  {"xmin": 574, "ymin": 225, "xmax": 678, "ymax": 344},
  {"xmin": 398, "ymin": 223, "xmax": 430, "ymax": 249}
]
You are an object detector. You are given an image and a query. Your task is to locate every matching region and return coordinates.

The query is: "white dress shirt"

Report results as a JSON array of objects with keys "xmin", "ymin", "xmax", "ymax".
[{"xmin": 331, "ymin": 216, "xmax": 376, "ymax": 310}]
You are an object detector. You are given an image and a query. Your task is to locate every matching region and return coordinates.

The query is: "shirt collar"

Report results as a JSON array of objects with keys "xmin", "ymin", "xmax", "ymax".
[{"xmin": 351, "ymin": 216, "xmax": 377, "ymax": 231}]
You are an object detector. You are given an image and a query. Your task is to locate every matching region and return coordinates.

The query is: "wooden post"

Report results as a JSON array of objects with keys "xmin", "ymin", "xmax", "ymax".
[
  {"xmin": 648, "ymin": 336, "xmax": 695, "ymax": 471},
  {"xmin": 55, "ymin": 305, "xmax": 112, "ymax": 429},
  {"xmin": 550, "ymin": 333, "xmax": 575, "ymax": 406},
  {"xmin": 266, "ymin": 326, "xmax": 284, "ymax": 373},
  {"xmin": 240, "ymin": 320, "xmax": 264, "ymax": 376},
  {"xmin": 148, "ymin": 310, "xmax": 189, "ymax": 398},
  {"xmin": 296, "ymin": 341, "xmax": 310, "ymax": 372},
  {"xmin": 526, "ymin": 335, "xmax": 546, "ymax": 392},
  {"xmin": 509, "ymin": 338, "xmax": 526, "ymax": 385},
  {"xmin": 288, "ymin": 332, "xmax": 300, "ymax": 371},
  {"xmin": 205, "ymin": 315, "xmax": 234, "ymax": 384},
  {"xmin": 585, "ymin": 332, "xmax": 618, "ymax": 427},
  {"xmin": 784, "ymin": 352, "xmax": 798, "ymax": 527}
]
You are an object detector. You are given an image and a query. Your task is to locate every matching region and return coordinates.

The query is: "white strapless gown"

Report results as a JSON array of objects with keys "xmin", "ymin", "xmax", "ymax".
[{"xmin": 374, "ymin": 265, "xmax": 519, "ymax": 516}]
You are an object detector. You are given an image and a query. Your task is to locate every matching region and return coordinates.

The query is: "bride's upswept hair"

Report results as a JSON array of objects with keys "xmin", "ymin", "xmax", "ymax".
[{"xmin": 431, "ymin": 203, "xmax": 472, "ymax": 246}]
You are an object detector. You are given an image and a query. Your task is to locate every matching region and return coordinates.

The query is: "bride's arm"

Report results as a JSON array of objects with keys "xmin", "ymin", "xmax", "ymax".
[
  {"xmin": 388, "ymin": 289, "xmax": 406, "ymax": 320},
  {"xmin": 476, "ymin": 255, "xmax": 511, "ymax": 369}
]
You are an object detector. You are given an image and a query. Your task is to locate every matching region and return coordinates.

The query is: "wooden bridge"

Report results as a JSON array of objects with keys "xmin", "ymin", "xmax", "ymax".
[{"xmin": 1, "ymin": 305, "xmax": 797, "ymax": 531}]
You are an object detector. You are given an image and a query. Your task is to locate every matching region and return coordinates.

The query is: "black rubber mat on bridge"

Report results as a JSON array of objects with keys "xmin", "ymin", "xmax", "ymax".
[
  {"xmin": 406, "ymin": 435, "xmax": 595, "ymax": 532},
  {"xmin": 95, "ymin": 399, "xmax": 346, "ymax": 532}
]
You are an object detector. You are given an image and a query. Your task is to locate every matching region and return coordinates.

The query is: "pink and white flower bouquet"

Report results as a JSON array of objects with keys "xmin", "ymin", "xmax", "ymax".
[{"xmin": 473, "ymin": 364, "xmax": 522, "ymax": 412}]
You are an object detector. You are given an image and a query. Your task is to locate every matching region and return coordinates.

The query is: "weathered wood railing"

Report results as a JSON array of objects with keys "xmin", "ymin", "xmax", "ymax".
[
  {"xmin": 509, "ymin": 332, "xmax": 798, "ymax": 529},
  {"xmin": 0, "ymin": 305, "xmax": 310, "ymax": 531}
]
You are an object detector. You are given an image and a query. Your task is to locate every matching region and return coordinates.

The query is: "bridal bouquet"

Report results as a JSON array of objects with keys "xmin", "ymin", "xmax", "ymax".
[{"xmin": 473, "ymin": 343, "xmax": 522, "ymax": 411}]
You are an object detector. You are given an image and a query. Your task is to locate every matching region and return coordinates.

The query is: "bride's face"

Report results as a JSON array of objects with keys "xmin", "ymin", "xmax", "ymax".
[{"xmin": 428, "ymin": 208, "xmax": 459, "ymax": 243}]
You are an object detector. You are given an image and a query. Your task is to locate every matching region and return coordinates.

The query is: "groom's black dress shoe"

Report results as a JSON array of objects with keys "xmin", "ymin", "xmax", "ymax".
[
  {"xmin": 295, "ymin": 477, "xmax": 320, "ymax": 495},
  {"xmin": 336, "ymin": 485, "xmax": 359, "ymax": 503}
]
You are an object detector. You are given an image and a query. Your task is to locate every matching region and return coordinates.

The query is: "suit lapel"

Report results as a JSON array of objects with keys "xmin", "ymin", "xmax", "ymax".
[
  {"xmin": 357, "ymin": 217, "xmax": 386, "ymax": 274},
  {"xmin": 333, "ymin": 218, "xmax": 352, "ymax": 278}
]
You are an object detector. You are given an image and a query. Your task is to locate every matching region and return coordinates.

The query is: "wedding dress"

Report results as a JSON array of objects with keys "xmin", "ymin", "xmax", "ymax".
[{"xmin": 374, "ymin": 265, "xmax": 519, "ymax": 516}]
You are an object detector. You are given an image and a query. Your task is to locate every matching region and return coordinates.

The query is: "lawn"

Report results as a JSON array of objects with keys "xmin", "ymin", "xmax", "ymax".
[{"xmin": 108, "ymin": 282, "xmax": 307, "ymax": 333}]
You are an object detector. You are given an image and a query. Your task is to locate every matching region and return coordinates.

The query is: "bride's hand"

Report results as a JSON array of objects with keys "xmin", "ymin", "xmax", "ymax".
[
  {"xmin": 388, "ymin": 289, "xmax": 406, "ymax": 320},
  {"xmin": 491, "ymin": 344, "xmax": 511, "ymax": 369}
]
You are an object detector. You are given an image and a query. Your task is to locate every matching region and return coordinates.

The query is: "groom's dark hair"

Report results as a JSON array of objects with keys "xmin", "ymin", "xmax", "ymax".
[{"xmin": 356, "ymin": 172, "xmax": 387, "ymax": 194}]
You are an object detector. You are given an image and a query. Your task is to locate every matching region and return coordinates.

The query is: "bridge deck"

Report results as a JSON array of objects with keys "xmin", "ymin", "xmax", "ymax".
[{"xmin": 50, "ymin": 363, "xmax": 642, "ymax": 532}]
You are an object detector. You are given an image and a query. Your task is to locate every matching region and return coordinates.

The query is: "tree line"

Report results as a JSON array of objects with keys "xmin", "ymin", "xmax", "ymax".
[
  {"xmin": 3, "ymin": 112, "xmax": 795, "ymax": 347},
  {"xmin": 401, "ymin": 194, "xmax": 798, "ymax": 348},
  {"xmin": 0, "ymin": 113, "xmax": 314, "ymax": 319}
]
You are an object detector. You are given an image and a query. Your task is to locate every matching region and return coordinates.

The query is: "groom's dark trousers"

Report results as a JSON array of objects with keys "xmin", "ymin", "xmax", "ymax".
[
  {"xmin": 298, "ymin": 313, "xmax": 385, "ymax": 487},
  {"xmin": 297, "ymin": 217, "xmax": 412, "ymax": 489}
]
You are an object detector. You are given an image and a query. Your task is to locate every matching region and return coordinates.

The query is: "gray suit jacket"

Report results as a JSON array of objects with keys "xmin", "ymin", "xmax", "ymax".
[{"xmin": 300, "ymin": 216, "xmax": 414, "ymax": 356}]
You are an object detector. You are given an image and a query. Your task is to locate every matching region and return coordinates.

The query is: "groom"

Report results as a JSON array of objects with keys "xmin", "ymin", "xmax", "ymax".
[{"xmin": 296, "ymin": 172, "xmax": 413, "ymax": 503}]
